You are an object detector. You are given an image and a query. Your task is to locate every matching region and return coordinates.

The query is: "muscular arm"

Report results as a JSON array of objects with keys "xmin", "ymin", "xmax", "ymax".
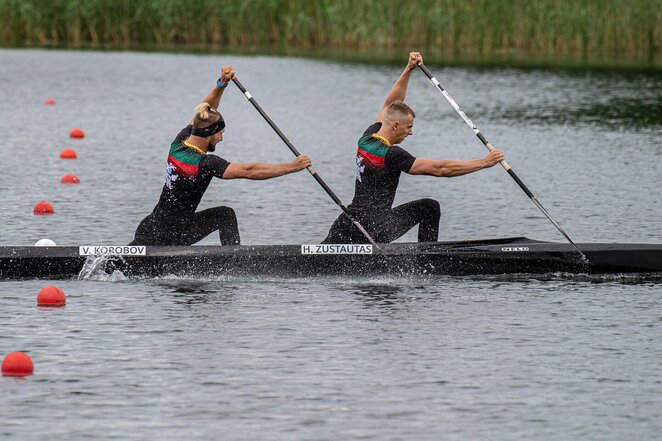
[
  {"xmin": 408, "ymin": 158, "xmax": 488, "ymax": 177},
  {"xmin": 408, "ymin": 149, "xmax": 505, "ymax": 177},
  {"xmin": 222, "ymin": 156, "xmax": 312, "ymax": 180},
  {"xmin": 189, "ymin": 66, "xmax": 235, "ymax": 123},
  {"xmin": 376, "ymin": 52, "xmax": 422, "ymax": 123},
  {"xmin": 201, "ymin": 84, "xmax": 225, "ymax": 110}
]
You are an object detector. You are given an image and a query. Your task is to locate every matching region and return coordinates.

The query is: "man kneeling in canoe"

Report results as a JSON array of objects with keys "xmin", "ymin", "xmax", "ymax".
[
  {"xmin": 130, "ymin": 66, "xmax": 311, "ymax": 246},
  {"xmin": 322, "ymin": 52, "xmax": 504, "ymax": 244}
]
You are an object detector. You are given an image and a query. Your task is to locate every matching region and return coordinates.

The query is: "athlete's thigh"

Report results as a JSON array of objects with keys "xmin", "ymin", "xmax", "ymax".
[
  {"xmin": 322, "ymin": 213, "xmax": 367, "ymax": 244},
  {"xmin": 133, "ymin": 215, "xmax": 183, "ymax": 245},
  {"xmin": 193, "ymin": 206, "xmax": 234, "ymax": 226},
  {"xmin": 375, "ymin": 201, "xmax": 425, "ymax": 242},
  {"xmin": 178, "ymin": 207, "xmax": 234, "ymax": 245}
]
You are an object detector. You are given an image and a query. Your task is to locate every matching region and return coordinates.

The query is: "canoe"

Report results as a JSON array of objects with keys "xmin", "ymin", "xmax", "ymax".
[{"xmin": 1, "ymin": 237, "xmax": 661, "ymax": 280}]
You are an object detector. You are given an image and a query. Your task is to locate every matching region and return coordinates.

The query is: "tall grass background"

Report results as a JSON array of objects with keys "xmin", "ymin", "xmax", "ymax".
[{"xmin": 0, "ymin": 0, "xmax": 659, "ymax": 67}]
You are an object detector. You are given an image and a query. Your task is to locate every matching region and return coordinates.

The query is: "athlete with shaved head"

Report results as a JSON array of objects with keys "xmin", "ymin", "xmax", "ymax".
[{"xmin": 322, "ymin": 52, "xmax": 504, "ymax": 244}]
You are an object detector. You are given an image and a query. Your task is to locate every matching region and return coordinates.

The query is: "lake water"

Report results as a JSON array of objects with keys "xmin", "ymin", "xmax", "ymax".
[{"xmin": 0, "ymin": 49, "xmax": 661, "ymax": 440}]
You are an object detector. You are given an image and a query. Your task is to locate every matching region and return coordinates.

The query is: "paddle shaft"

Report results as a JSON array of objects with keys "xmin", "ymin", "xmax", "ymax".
[
  {"xmin": 417, "ymin": 64, "xmax": 578, "ymax": 249},
  {"xmin": 231, "ymin": 77, "xmax": 380, "ymax": 249}
]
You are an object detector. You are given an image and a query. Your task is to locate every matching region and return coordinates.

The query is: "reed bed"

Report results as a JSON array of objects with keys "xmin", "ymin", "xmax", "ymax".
[{"xmin": 0, "ymin": 0, "xmax": 659, "ymax": 66}]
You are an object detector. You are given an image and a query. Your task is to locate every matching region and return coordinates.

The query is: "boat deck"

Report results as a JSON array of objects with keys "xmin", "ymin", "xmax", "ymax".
[{"xmin": 1, "ymin": 237, "xmax": 661, "ymax": 279}]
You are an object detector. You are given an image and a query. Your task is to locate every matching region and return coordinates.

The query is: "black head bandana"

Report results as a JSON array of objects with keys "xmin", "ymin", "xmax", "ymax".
[{"xmin": 191, "ymin": 117, "xmax": 225, "ymax": 138}]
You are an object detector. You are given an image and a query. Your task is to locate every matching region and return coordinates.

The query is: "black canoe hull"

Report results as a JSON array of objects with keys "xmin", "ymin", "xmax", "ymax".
[{"xmin": 1, "ymin": 237, "xmax": 661, "ymax": 279}]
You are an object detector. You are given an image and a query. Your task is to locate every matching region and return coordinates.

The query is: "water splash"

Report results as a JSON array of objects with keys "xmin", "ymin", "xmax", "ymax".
[
  {"xmin": 77, "ymin": 255, "xmax": 127, "ymax": 282},
  {"xmin": 575, "ymin": 249, "xmax": 590, "ymax": 270}
]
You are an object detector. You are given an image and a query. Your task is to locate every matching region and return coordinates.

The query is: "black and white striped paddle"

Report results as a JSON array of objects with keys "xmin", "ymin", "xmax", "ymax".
[
  {"xmin": 232, "ymin": 77, "xmax": 381, "ymax": 249},
  {"xmin": 418, "ymin": 64, "xmax": 580, "ymax": 252}
]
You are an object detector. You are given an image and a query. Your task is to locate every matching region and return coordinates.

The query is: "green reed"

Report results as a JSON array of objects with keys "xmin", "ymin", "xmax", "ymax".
[{"xmin": 0, "ymin": 0, "xmax": 659, "ymax": 67}]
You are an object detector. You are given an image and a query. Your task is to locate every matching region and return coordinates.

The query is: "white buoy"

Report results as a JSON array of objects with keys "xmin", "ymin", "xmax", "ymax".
[{"xmin": 35, "ymin": 239, "xmax": 57, "ymax": 247}]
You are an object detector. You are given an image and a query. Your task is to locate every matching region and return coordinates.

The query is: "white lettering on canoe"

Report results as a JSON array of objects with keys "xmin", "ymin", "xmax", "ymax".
[
  {"xmin": 79, "ymin": 246, "xmax": 146, "ymax": 256},
  {"xmin": 301, "ymin": 244, "xmax": 373, "ymax": 255},
  {"xmin": 501, "ymin": 247, "xmax": 530, "ymax": 252}
]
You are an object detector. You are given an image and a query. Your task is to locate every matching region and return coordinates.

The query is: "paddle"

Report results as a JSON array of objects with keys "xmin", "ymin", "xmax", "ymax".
[
  {"xmin": 417, "ymin": 64, "xmax": 581, "ymax": 253},
  {"xmin": 231, "ymin": 77, "xmax": 381, "ymax": 249}
]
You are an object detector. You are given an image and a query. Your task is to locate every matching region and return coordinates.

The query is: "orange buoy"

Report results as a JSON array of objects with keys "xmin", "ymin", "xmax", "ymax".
[
  {"xmin": 1, "ymin": 352, "xmax": 34, "ymax": 377},
  {"xmin": 33, "ymin": 201, "xmax": 54, "ymax": 215},
  {"xmin": 69, "ymin": 128, "xmax": 85, "ymax": 139},
  {"xmin": 44, "ymin": 98, "xmax": 56, "ymax": 106},
  {"xmin": 37, "ymin": 286, "xmax": 66, "ymax": 307},
  {"xmin": 61, "ymin": 174, "xmax": 80, "ymax": 184},
  {"xmin": 60, "ymin": 148, "xmax": 77, "ymax": 159}
]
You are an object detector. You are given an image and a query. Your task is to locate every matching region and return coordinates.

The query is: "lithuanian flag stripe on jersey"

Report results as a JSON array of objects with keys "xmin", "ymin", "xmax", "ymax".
[
  {"xmin": 168, "ymin": 142, "xmax": 202, "ymax": 177},
  {"xmin": 357, "ymin": 137, "xmax": 389, "ymax": 169}
]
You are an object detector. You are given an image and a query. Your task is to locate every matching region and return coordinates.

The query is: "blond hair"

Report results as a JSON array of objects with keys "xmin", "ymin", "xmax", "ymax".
[
  {"xmin": 193, "ymin": 102, "xmax": 222, "ymax": 128},
  {"xmin": 383, "ymin": 100, "xmax": 416, "ymax": 124}
]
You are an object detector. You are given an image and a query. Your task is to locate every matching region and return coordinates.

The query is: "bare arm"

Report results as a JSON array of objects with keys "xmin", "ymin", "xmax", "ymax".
[
  {"xmin": 188, "ymin": 66, "xmax": 236, "ymax": 124},
  {"xmin": 376, "ymin": 52, "xmax": 422, "ymax": 123},
  {"xmin": 200, "ymin": 86, "xmax": 224, "ymax": 111},
  {"xmin": 206, "ymin": 66, "xmax": 235, "ymax": 109},
  {"xmin": 222, "ymin": 155, "xmax": 312, "ymax": 180},
  {"xmin": 408, "ymin": 150, "xmax": 505, "ymax": 177}
]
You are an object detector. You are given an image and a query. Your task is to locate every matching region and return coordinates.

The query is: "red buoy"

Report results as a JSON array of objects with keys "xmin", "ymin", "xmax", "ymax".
[
  {"xmin": 60, "ymin": 148, "xmax": 77, "ymax": 159},
  {"xmin": 61, "ymin": 174, "xmax": 80, "ymax": 184},
  {"xmin": 1, "ymin": 352, "xmax": 34, "ymax": 377},
  {"xmin": 37, "ymin": 286, "xmax": 66, "ymax": 307},
  {"xmin": 69, "ymin": 128, "xmax": 85, "ymax": 138},
  {"xmin": 33, "ymin": 201, "xmax": 54, "ymax": 215},
  {"xmin": 44, "ymin": 98, "xmax": 56, "ymax": 106}
]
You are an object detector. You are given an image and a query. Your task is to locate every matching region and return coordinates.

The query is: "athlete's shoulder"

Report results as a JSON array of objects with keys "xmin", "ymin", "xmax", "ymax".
[
  {"xmin": 387, "ymin": 145, "xmax": 412, "ymax": 155},
  {"xmin": 358, "ymin": 122, "xmax": 388, "ymax": 151},
  {"xmin": 201, "ymin": 154, "xmax": 230, "ymax": 166},
  {"xmin": 361, "ymin": 122, "xmax": 382, "ymax": 138},
  {"xmin": 385, "ymin": 145, "xmax": 416, "ymax": 172},
  {"xmin": 200, "ymin": 154, "xmax": 231, "ymax": 177},
  {"xmin": 173, "ymin": 125, "xmax": 193, "ymax": 142}
]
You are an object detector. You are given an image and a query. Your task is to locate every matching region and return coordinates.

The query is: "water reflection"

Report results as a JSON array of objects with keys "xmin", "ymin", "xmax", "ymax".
[
  {"xmin": 349, "ymin": 283, "xmax": 429, "ymax": 317},
  {"xmin": 352, "ymin": 284, "xmax": 404, "ymax": 306},
  {"xmin": 569, "ymin": 97, "xmax": 661, "ymax": 130},
  {"xmin": 466, "ymin": 272, "xmax": 662, "ymax": 284},
  {"xmin": 150, "ymin": 279, "xmax": 236, "ymax": 306},
  {"xmin": 503, "ymin": 97, "xmax": 662, "ymax": 130},
  {"xmin": 492, "ymin": 69, "xmax": 662, "ymax": 130}
]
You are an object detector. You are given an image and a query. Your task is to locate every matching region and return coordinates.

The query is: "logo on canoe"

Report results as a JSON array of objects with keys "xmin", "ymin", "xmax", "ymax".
[
  {"xmin": 301, "ymin": 244, "xmax": 373, "ymax": 255},
  {"xmin": 79, "ymin": 246, "xmax": 146, "ymax": 256},
  {"xmin": 501, "ymin": 247, "xmax": 530, "ymax": 252}
]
